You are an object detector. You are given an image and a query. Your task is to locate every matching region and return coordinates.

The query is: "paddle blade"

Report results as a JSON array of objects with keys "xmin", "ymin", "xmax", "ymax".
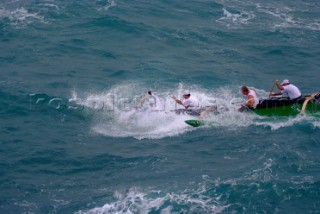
[{"xmin": 185, "ymin": 120, "xmax": 204, "ymax": 127}]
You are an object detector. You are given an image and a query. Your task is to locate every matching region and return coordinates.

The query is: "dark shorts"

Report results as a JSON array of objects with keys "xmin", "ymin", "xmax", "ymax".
[
  {"xmin": 174, "ymin": 109, "xmax": 202, "ymax": 116},
  {"xmin": 292, "ymin": 95, "xmax": 302, "ymax": 102}
]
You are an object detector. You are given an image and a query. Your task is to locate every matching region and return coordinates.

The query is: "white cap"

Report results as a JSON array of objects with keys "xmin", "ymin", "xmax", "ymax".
[
  {"xmin": 281, "ymin": 79, "xmax": 290, "ymax": 85},
  {"xmin": 183, "ymin": 90, "xmax": 190, "ymax": 95}
]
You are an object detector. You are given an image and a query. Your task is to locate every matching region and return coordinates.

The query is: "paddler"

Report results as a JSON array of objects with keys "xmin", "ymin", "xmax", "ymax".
[
  {"xmin": 172, "ymin": 90, "xmax": 201, "ymax": 115},
  {"xmin": 269, "ymin": 79, "xmax": 301, "ymax": 101},
  {"xmin": 238, "ymin": 86, "xmax": 259, "ymax": 112},
  {"xmin": 146, "ymin": 90, "xmax": 162, "ymax": 110},
  {"xmin": 138, "ymin": 90, "xmax": 162, "ymax": 111}
]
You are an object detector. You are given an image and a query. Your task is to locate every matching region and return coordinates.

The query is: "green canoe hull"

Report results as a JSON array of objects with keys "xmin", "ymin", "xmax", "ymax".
[{"xmin": 252, "ymin": 96, "xmax": 320, "ymax": 116}]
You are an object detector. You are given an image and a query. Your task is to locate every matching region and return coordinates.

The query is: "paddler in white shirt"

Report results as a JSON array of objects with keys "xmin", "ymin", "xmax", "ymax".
[
  {"xmin": 269, "ymin": 79, "xmax": 302, "ymax": 101},
  {"xmin": 238, "ymin": 86, "xmax": 259, "ymax": 112},
  {"xmin": 172, "ymin": 90, "xmax": 201, "ymax": 115}
]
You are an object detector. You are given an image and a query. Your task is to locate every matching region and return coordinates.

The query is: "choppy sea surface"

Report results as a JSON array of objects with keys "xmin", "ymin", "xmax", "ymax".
[{"xmin": 1, "ymin": 0, "xmax": 320, "ymax": 213}]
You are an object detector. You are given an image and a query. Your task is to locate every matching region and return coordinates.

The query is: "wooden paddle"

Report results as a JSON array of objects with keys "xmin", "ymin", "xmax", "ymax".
[
  {"xmin": 268, "ymin": 82, "xmax": 276, "ymax": 97},
  {"xmin": 300, "ymin": 92, "xmax": 318, "ymax": 116}
]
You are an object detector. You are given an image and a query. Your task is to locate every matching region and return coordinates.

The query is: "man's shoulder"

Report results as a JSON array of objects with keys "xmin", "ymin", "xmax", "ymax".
[
  {"xmin": 248, "ymin": 89, "xmax": 257, "ymax": 95},
  {"xmin": 285, "ymin": 84, "xmax": 297, "ymax": 90}
]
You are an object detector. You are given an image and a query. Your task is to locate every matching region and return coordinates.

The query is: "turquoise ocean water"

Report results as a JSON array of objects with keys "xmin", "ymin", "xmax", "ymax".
[{"xmin": 1, "ymin": 0, "xmax": 320, "ymax": 213}]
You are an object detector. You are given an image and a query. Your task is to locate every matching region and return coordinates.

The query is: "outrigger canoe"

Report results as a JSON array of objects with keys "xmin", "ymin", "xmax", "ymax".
[{"xmin": 185, "ymin": 94, "xmax": 320, "ymax": 127}]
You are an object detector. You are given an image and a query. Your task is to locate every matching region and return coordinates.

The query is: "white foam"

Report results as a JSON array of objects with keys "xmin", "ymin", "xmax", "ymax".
[
  {"xmin": 311, "ymin": 121, "xmax": 320, "ymax": 129},
  {"xmin": 0, "ymin": 7, "xmax": 45, "ymax": 26},
  {"xmin": 255, "ymin": 4, "xmax": 320, "ymax": 31},
  {"xmin": 305, "ymin": 21, "xmax": 320, "ymax": 31},
  {"xmin": 93, "ymin": 110, "xmax": 193, "ymax": 140},
  {"xmin": 101, "ymin": 0, "xmax": 117, "ymax": 11},
  {"xmin": 217, "ymin": 8, "xmax": 255, "ymax": 28},
  {"xmin": 254, "ymin": 117, "xmax": 303, "ymax": 131},
  {"xmin": 38, "ymin": 3, "xmax": 60, "ymax": 10},
  {"xmin": 254, "ymin": 114, "xmax": 320, "ymax": 131},
  {"xmin": 76, "ymin": 187, "xmax": 228, "ymax": 214}
]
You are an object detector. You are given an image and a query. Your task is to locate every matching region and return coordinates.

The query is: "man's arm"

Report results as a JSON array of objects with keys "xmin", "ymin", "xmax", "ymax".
[
  {"xmin": 172, "ymin": 96, "xmax": 186, "ymax": 108},
  {"xmin": 275, "ymin": 80, "xmax": 284, "ymax": 90},
  {"xmin": 269, "ymin": 92, "xmax": 282, "ymax": 97},
  {"xmin": 245, "ymin": 95, "xmax": 255, "ymax": 107},
  {"xmin": 269, "ymin": 80, "xmax": 284, "ymax": 97}
]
